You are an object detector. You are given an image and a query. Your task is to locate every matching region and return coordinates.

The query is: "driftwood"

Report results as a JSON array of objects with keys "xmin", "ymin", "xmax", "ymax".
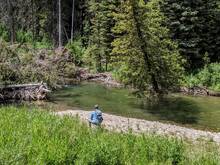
[
  {"xmin": 180, "ymin": 86, "xmax": 220, "ymax": 97},
  {"xmin": 77, "ymin": 68, "xmax": 122, "ymax": 88},
  {"xmin": 0, "ymin": 83, "xmax": 50, "ymax": 101}
]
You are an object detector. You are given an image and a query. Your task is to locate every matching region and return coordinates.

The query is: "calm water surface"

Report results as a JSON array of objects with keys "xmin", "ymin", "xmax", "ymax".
[{"xmin": 50, "ymin": 83, "xmax": 220, "ymax": 131}]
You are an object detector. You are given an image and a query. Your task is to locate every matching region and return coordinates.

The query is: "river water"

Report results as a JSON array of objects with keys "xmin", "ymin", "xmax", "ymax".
[{"xmin": 50, "ymin": 83, "xmax": 220, "ymax": 132}]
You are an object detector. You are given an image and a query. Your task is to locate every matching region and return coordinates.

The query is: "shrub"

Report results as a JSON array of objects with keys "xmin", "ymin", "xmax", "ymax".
[
  {"xmin": 66, "ymin": 37, "xmax": 86, "ymax": 66},
  {"xmin": 184, "ymin": 63, "xmax": 220, "ymax": 91},
  {"xmin": 34, "ymin": 36, "xmax": 53, "ymax": 49},
  {"xmin": 0, "ymin": 24, "xmax": 9, "ymax": 41},
  {"xmin": 16, "ymin": 30, "xmax": 33, "ymax": 43}
]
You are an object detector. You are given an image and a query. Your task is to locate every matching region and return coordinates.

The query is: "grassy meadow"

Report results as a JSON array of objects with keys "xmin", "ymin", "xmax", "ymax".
[{"xmin": 0, "ymin": 106, "xmax": 219, "ymax": 164}]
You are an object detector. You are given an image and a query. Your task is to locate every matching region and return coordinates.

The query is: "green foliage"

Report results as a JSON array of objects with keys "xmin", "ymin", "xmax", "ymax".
[
  {"xmin": 1, "ymin": 0, "xmax": 220, "ymax": 95},
  {"xmin": 183, "ymin": 74, "xmax": 200, "ymax": 88},
  {"xmin": 1, "ymin": 0, "xmax": 220, "ymax": 73},
  {"xmin": 0, "ymin": 24, "xmax": 9, "ymax": 41},
  {"xmin": 86, "ymin": 0, "xmax": 118, "ymax": 72},
  {"xmin": 162, "ymin": 0, "xmax": 220, "ymax": 69},
  {"xmin": 83, "ymin": 45, "xmax": 100, "ymax": 71},
  {"xmin": 16, "ymin": 30, "xmax": 52, "ymax": 49},
  {"xmin": 33, "ymin": 36, "xmax": 53, "ymax": 49},
  {"xmin": 111, "ymin": 0, "xmax": 184, "ymax": 93},
  {"xmin": 0, "ymin": 24, "xmax": 52, "ymax": 49},
  {"xmin": 0, "ymin": 106, "xmax": 219, "ymax": 164},
  {"xmin": 184, "ymin": 63, "xmax": 220, "ymax": 90},
  {"xmin": 203, "ymin": 52, "xmax": 210, "ymax": 67},
  {"xmin": 0, "ymin": 107, "xmax": 184, "ymax": 164},
  {"xmin": 16, "ymin": 30, "xmax": 33, "ymax": 43},
  {"xmin": 66, "ymin": 37, "xmax": 85, "ymax": 66}
]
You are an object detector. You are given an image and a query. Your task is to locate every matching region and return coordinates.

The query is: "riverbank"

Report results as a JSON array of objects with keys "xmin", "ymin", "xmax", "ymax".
[{"xmin": 55, "ymin": 110, "xmax": 220, "ymax": 143}]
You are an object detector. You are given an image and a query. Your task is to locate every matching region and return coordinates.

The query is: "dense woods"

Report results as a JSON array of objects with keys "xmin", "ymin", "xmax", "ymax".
[
  {"xmin": 162, "ymin": 0, "xmax": 220, "ymax": 69},
  {"xmin": 0, "ymin": 0, "xmax": 220, "ymax": 93}
]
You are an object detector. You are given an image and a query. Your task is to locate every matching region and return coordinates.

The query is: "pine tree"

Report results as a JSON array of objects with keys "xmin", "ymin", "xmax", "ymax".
[
  {"xmin": 111, "ymin": 0, "xmax": 184, "ymax": 94},
  {"xmin": 162, "ymin": 0, "xmax": 220, "ymax": 69},
  {"xmin": 85, "ymin": 0, "xmax": 118, "ymax": 72}
]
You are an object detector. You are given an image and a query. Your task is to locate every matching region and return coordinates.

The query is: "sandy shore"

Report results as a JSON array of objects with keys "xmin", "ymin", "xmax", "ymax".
[{"xmin": 55, "ymin": 110, "xmax": 220, "ymax": 143}]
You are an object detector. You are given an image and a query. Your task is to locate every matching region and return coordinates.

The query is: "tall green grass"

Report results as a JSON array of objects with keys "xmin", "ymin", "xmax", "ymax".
[{"xmin": 0, "ymin": 107, "xmax": 219, "ymax": 164}]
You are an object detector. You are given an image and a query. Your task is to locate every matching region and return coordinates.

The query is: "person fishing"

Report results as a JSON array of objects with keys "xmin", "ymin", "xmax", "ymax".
[{"xmin": 89, "ymin": 105, "xmax": 103, "ymax": 127}]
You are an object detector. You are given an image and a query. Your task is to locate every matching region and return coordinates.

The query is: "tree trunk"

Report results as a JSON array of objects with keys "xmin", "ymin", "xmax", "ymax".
[
  {"xmin": 7, "ymin": 0, "xmax": 15, "ymax": 44},
  {"xmin": 31, "ymin": 0, "xmax": 35, "ymax": 42},
  {"xmin": 52, "ymin": 0, "xmax": 57, "ymax": 46},
  {"xmin": 35, "ymin": 4, "xmax": 42, "ymax": 40},
  {"xmin": 105, "ymin": 58, "xmax": 108, "ymax": 72},
  {"xmin": 58, "ymin": 0, "xmax": 62, "ymax": 48},
  {"xmin": 97, "ymin": 19, "xmax": 102, "ymax": 72},
  {"xmin": 71, "ymin": 0, "xmax": 75, "ymax": 42}
]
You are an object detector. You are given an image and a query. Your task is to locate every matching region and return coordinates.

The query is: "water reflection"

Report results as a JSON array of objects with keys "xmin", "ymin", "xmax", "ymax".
[{"xmin": 137, "ymin": 97, "xmax": 200, "ymax": 124}]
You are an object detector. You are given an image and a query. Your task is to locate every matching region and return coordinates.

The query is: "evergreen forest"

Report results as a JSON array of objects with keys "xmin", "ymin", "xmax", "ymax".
[{"xmin": 1, "ymin": 0, "xmax": 220, "ymax": 93}]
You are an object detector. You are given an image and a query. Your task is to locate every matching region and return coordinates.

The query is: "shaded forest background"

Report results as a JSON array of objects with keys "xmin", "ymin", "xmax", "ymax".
[{"xmin": 0, "ymin": 0, "xmax": 220, "ymax": 93}]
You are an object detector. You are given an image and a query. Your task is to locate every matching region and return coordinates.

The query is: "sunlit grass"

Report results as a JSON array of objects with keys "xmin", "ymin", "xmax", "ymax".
[{"xmin": 0, "ymin": 106, "xmax": 219, "ymax": 164}]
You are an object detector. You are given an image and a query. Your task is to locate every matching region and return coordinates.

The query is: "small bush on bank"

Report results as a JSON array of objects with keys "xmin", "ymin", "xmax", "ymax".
[
  {"xmin": 16, "ymin": 30, "xmax": 33, "ymax": 43},
  {"xmin": 66, "ymin": 37, "xmax": 85, "ymax": 66},
  {"xmin": 0, "ymin": 24, "xmax": 9, "ymax": 41},
  {"xmin": 33, "ymin": 36, "xmax": 53, "ymax": 49},
  {"xmin": 184, "ymin": 63, "xmax": 220, "ymax": 91},
  {"xmin": 0, "ymin": 106, "xmax": 219, "ymax": 164}
]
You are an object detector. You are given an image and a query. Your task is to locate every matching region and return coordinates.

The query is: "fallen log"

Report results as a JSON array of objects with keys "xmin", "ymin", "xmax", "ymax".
[
  {"xmin": 0, "ymin": 83, "xmax": 50, "ymax": 101},
  {"xmin": 180, "ymin": 86, "xmax": 220, "ymax": 97},
  {"xmin": 207, "ymin": 90, "xmax": 220, "ymax": 97},
  {"xmin": 77, "ymin": 68, "xmax": 122, "ymax": 88}
]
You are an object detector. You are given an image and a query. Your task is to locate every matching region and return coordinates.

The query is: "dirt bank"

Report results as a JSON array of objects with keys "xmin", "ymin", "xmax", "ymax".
[{"xmin": 55, "ymin": 110, "xmax": 220, "ymax": 143}]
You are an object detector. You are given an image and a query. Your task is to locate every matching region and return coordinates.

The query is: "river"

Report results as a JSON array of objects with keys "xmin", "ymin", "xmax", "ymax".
[{"xmin": 49, "ymin": 83, "xmax": 220, "ymax": 132}]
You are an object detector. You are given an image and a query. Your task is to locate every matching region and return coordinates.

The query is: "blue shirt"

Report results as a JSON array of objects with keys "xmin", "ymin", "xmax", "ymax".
[{"xmin": 89, "ymin": 109, "xmax": 103, "ymax": 124}]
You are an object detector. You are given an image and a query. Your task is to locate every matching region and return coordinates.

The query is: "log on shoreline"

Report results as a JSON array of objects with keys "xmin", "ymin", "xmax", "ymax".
[
  {"xmin": 77, "ymin": 68, "xmax": 122, "ymax": 88},
  {"xmin": 180, "ymin": 86, "xmax": 220, "ymax": 97},
  {"xmin": 0, "ymin": 83, "xmax": 50, "ymax": 101}
]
